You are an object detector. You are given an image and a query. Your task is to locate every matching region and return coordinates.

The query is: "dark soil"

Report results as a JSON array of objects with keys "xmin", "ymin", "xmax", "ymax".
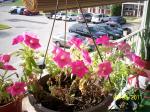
[{"xmin": 32, "ymin": 75, "xmax": 111, "ymax": 112}]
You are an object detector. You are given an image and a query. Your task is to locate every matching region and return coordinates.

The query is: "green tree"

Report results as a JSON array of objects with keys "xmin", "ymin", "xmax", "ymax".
[{"xmin": 111, "ymin": 4, "xmax": 122, "ymax": 16}]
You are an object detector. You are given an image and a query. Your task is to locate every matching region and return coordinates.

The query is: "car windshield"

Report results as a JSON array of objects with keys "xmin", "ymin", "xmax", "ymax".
[
  {"xmin": 109, "ymin": 24, "xmax": 121, "ymax": 28},
  {"xmin": 89, "ymin": 27, "xmax": 98, "ymax": 32},
  {"xmin": 96, "ymin": 25, "xmax": 106, "ymax": 31},
  {"xmin": 104, "ymin": 26, "xmax": 113, "ymax": 31},
  {"xmin": 68, "ymin": 14, "xmax": 76, "ymax": 16},
  {"xmin": 93, "ymin": 15, "xmax": 102, "ymax": 18}
]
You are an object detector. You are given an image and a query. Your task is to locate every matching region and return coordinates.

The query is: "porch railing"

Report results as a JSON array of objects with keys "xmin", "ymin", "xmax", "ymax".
[{"xmin": 113, "ymin": 28, "xmax": 145, "ymax": 54}]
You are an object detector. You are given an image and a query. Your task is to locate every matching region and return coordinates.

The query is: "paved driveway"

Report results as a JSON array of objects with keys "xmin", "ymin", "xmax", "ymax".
[
  {"xmin": 0, "ymin": 6, "xmax": 141, "ymax": 65},
  {"xmin": 0, "ymin": 6, "xmax": 76, "ymax": 79},
  {"xmin": 0, "ymin": 6, "xmax": 77, "ymax": 53}
]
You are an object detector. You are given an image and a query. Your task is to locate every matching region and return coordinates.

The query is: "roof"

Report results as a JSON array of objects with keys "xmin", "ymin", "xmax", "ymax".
[{"xmin": 23, "ymin": 0, "xmax": 145, "ymax": 12}]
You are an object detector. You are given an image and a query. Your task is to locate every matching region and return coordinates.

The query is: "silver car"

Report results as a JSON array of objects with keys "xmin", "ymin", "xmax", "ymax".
[
  {"xmin": 52, "ymin": 12, "xmax": 66, "ymax": 20},
  {"xmin": 62, "ymin": 14, "xmax": 77, "ymax": 21},
  {"xmin": 91, "ymin": 14, "xmax": 110, "ymax": 23},
  {"xmin": 52, "ymin": 32, "xmax": 86, "ymax": 47}
]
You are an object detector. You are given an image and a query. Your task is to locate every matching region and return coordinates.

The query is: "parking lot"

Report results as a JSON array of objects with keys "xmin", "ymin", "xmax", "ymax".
[{"xmin": 0, "ymin": 6, "xmax": 141, "ymax": 53}]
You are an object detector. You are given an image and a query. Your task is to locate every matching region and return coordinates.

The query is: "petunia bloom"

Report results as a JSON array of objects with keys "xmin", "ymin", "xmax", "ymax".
[
  {"xmin": 1, "ymin": 64, "xmax": 16, "ymax": 70},
  {"xmin": 68, "ymin": 37, "xmax": 83, "ymax": 49},
  {"xmin": 53, "ymin": 48, "xmax": 71, "ymax": 68},
  {"xmin": 71, "ymin": 60, "xmax": 89, "ymax": 78},
  {"xmin": 82, "ymin": 50, "xmax": 92, "ymax": 64},
  {"xmin": 118, "ymin": 42, "xmax": 131, "ymax": 53},
  {"xmin": 52, "ymin": 46, "xmax": 60, "ymax": 55},
  {"xmin": 126, "ymin": 52, "xmax": 135, "ymax": 61},
  {"xmin": 12, "ymin": 35, "xmax": 24, "ymax": 45},
  {"xmin": 131, "ymin": 54, "xmax": 145, "ymax": 68},
  {"xmin": 0, "ymin": 54, "xmax": 11, "ymax": 63},
  {"xmin": 0, "ymin": 54, "xmax": 16, "ymax": 70},
  {"xmin": 96, "ymin": 35, "xmax": 110, "ymax": 45},
  {"xmin": 6, "ymin": 82, "xmax": 26, "ymax": 96},
  {"xmin": 98, "ymin": 61, "xmax": 113, "ymax": 79},
  {"xmin": 24, "ymin": 32, "xmax": 41, "ymax": 49}
]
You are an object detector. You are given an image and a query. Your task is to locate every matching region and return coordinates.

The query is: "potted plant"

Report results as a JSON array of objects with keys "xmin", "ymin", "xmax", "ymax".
[
  {"xmin": 0, "ymin": 53, "xmax": 26, "ymax": 112},
  {"xmin": 10, "ymin": 32, "xmax": 149, "ymax": 112},
  {"xmin": 139, "ymin": 29, "xmax": 150, "ymax": 69}
]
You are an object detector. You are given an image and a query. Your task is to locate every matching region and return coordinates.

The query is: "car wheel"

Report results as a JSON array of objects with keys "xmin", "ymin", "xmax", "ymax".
[
  {"xmin": 69, "ymin": 30, "xmax": 72, "ymax": 33},
  {"xmin": 55, "ymin": 41, "xmax": 61, "ymax": 47},
  {"xmin": 101, "ymin": 20, "xmax": 104, "ymax": 23},
  {"xmin": 69, "ymin": 18, "xmax": 72, "ymax": 21}
]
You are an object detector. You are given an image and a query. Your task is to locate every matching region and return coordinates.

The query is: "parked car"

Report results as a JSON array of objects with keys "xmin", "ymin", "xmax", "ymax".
[
  {"xmin": 69, "ymin": 23, "xmax": 107, "ymax": 39},
  {"xmin": 62, "ymin": 14, "xmax": 77, "ymax": 21},
  {"xmin": 91, "ymin": 14, "xmax": 110, "ymax": 23},
  {"xmin": 92, "ymin": 24, "xmax": 123, "ymax": 40},
  {"xmin": 76, "ymin": 13, "xmax": 92, "ymax": 23},
  {"xmin": 9, "ymin": 6, "xmax": 24, "ymax": 15},
  {"xmin": 45, "ymin": 12, "xmax": 56, "ymax": 19},
  {"xmin": 109, "ymin": 16, "xmax": 126, "ymax": 25},
  {"xmin": 0, "ymin": 0, "xmax": 15, "ymax": 2},
  {"xmin": 106, "ymin": 21, "xmax": 132, "ymax": 35},
  {"xmin": 17, "ymin": 7, "xmax": 25, "ymax": 15},
  {"xmin": 52, "ymin": 12, "xmax": 66, "ymax": 20},
  {"xmin": 23, "ymin": 9, "xmax": 39, "ymax": 16},
  {"xmin": 9, "ymin": 6, "xmax": 19, "ymax": 14},
  {"xmin": 52, "ymin": 32, "xmax": 87, "ymax": 47}
]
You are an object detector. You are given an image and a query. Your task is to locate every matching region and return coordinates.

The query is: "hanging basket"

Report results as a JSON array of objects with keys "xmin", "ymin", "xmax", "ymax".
[
  {"xmin": 28, "ymin": 75, "xmax": 114, "ymax": 112},
  {"xmin": 23, "ymin": 0, "xmax": 140, "ymax": 12},
  {"xmin": 0, "ymin": 99, "xmax": 22, "ymax": 112}
]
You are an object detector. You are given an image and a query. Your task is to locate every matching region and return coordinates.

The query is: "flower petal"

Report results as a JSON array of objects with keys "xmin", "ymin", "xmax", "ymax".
[
  {"xmin": 98, "ymin": 61, "xmax": 112, "ymax": 79},
  {"xmin": 71, "ymin": 60, "xmax": 89, "ymax": 78},
  {"xmin": 12, "ymin": 35, "xmax": 24, "ymax": 45},
  {"xmin": 1, "ymin": 64, "xmax": 16, "ymax": 70},
  {"xmin": 0, "ymin": 54, "xmax": 11, "ymax": 63},
  {"xmin": 96, "ymin": 35, "xmax": 110, "ymax": 45},
  {"xmin": 24, "ymin": 32, "xmax": 41, "ymax": 49}
]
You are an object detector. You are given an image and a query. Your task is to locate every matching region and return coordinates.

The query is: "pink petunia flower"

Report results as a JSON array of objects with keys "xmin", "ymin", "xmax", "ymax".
[
  {"xmin": 82, "ymin": 50, "xmax": 92, "ymax": 64},
  {"xmin": 6, "ymin": 82, "xmax": 26, "ymax": 96},
  {"xmin": 118, "ymin": 42, "xmax": 131, "ymax": 53},
  {"xmin": 98, "ymin": 61, "xmax": 113, "ymax": 79},
  {"xmin": 105, "ymin": 42, "xmax": 117, "ymax": 47},
  {"xmin": 96, "ymin": 35, "xmax": 110, "ymax": 45},
  {"xmin": 12, "ymin": 35, "xmax": 24, "ymax": 45},
  {"xmin": 71, "ymin": 60, "xmax": 89, "ymax": 78},
  {"xmin": 1, "ymin": 64, "xmax": 16, "ymax": 70},
  {"xmin": 68, "ymin": 37, "xmax": 83, "ymax": 49},
  {"xmin": 53, "ymin": 48, "xmax": 71, "ymax": 68},
  {"xmin": 0, "ymin": 54, "xmax": 11, "ymax": 63},
  {"xmin": 52, "ymin": 46, "xmax": 60, "ymax": 55},
  {"xmin": 126, "ymin": 52, "xmax": 135, "ymax": 61},
  {"xmin": 132, "ymin": 54, "xmax": 145, "ymax": 68},
  {"xmin": 24, "ymin": 32, "xmax": 41, "ymax": 49}
]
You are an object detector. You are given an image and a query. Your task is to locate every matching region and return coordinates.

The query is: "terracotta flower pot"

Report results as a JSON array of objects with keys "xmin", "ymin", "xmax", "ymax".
[{"xmin": 0, "ymin": 99, "xmax": 22, "ymax": 112}]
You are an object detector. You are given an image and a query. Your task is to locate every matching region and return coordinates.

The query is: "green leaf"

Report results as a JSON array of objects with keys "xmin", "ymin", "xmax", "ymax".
[{"xmin": 30, "ymin": 57, "xmax": 37, "ymax": 68}]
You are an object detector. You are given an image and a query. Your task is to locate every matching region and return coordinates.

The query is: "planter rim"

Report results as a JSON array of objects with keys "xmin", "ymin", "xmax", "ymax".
[
  {"xmin": 28, "ymin": 74, "xmax": 114, "ymax": 112},
  {"xmin": 0, "ymin": 100, "xmax": 16, "ymax": 108}
]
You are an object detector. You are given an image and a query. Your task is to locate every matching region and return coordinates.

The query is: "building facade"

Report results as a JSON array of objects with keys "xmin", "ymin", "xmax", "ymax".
[
  {"xmin": 68, "ymin": 2, "xmax": 144, "ymax": 17},
  {"xmin": 86, "ymin": 5, "xmax": 111, "ymax": 15},
  {"xmin": 121, "ymin": 2, "xmax": 144, "ymax": 17}
]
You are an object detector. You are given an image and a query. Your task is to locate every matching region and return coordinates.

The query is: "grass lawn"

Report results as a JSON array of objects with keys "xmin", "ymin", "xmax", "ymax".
[
  {"xmin": 11, "ymin": 0, "xmax": 23, "ymax": 6},
  {"xmin": 124, "ymin": 16, "xmax": 142, "ymax": 24},
  {"xmin": 0, "ymin": 24, "xmax": 11, "ymax": 30},
  {"xmin": 1, "ymin": 0, "xmax": 23, "ymax": 6}
]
